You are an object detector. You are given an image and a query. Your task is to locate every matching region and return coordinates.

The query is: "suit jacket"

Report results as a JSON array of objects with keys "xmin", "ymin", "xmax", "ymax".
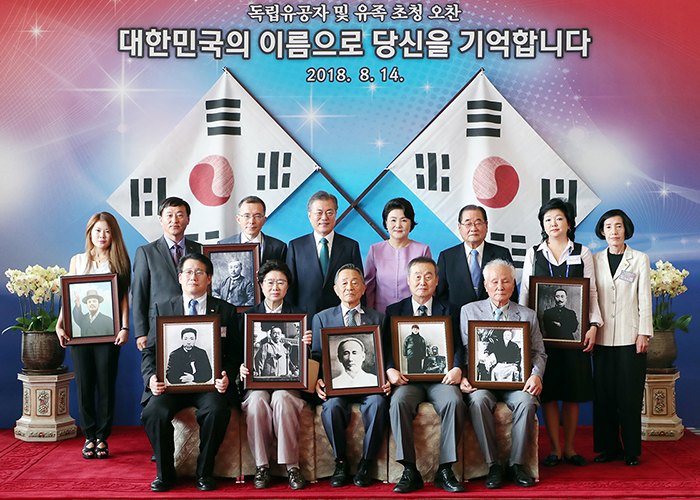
[
  {"xmin": 286, "ymin": 232, "xmax": 363, "ymax": 318},
  {"xmin": 132, "ymin": 236, "xmax": 201, "ymax": 340},
  {"xmin": 460, "ymin": 300, "xmax": 547, "ymax": 380},
  {"xmin": 72, "ymin": 307, "xmax": 114, "ymax": 338},
  {"xmin": 141, "ymin": 294, "xmax": 241, "ymax": 406},
  {"xmin": 218, "ymin": 232, "xmax": 288, "ymax": 265},
  {"xmin": 383, "ymin": 296, "xmax": 465, "ymax": 371},
  {"xmin": 436, "ymin": 241, "xmax": 517, "ymax": 307},
  {"xmin": 542, "ymin": 306, "xmax": 579, "ymax": 340},
  {"xmin": 593, "ymin": 245, "xmax": 653, "ymax": 346},
  {"xmin": 166, "ymin": 345, "xmax": 213, "ymax": 384},
  {"xmin": 214, "ymin": 274, "xmax": 255, "ymax": 307}
]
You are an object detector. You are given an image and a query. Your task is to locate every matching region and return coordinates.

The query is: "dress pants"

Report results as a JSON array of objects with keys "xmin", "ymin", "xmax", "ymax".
[
  {"xmin": 467, "ymin": 389, "xmax": 539, "ymax": 466},
  {"xmin": 593, "ymin": 344, "xmax": 646, "ymax": 457},
  {"xmin": 70, "ymin": 343, "xmax": 121, "ymax": 441},
  {"xmin": 321, "ymin": 394, "xmax": 389, "ymax": 461},
  {"xmin": 390, "ymin": 383, "xmax": 466, "ymax": 464},
  {"xmin": 242, "ymin": 389, "xmax": 305, "ymax": 467},
  {"xmin": 141, "ymin": 392, "xmax": 230, "ymax": 482}
]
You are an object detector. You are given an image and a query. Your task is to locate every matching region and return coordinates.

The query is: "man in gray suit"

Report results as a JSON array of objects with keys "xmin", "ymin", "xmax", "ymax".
[
  {"xmin": 218, "ymin": 195, "xmax": 287, "ymax": 265},
  {"xmin": 133, "ymin": 197, "xmax": 201, "ymax": 351},
  {"xmin": 460, "ymin": 259, "xmax": 547, "ymax": 489}
]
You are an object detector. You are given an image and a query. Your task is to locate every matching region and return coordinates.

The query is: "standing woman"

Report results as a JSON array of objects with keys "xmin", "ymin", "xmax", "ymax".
[
  {"xmin": 364, "ymin": 198, "xmax": 431, "ymax": 314},
  {"xmin": 592, "ymin": 209, "xmax": 651, "ymax": 466},
  {"xmin": 520, "ymin": 198, "xmax": 603, "ymax": 467},
  {"xmin": 56, "ymin": 212, "xmax": 131, "ymax": 459}
]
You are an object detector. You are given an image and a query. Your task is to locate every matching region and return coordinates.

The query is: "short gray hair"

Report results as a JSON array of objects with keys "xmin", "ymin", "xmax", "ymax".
[
  {"xmin": 334, "ymin": 263, "xmax": 364, "ymax": 285},
  {"xmin": 482, "ymin": 258, "xmax": 516, "ymax": 281}
]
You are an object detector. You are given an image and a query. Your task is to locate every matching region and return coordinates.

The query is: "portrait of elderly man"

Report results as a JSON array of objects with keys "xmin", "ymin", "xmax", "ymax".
[
  {"xmin": 331, "ymin": 337, "xmax": 378, "ymax": 389},
  {"xmin": 253, "ymin": 325, "xmax": 298, "ymax": 379},
  {"xmin": 483, "ymin": 329, "xmax": 522, "ymax": 382},
  {"xmin": 165, "ymin": 327, "xmax": 213, "ymax": 385},
  {"xmin": 214, "ymin": 259, "xmax": 255, "ymax": 307},
  {"xmin": 72, "ymin": 289, "xmax": 114, "ymax": 338},
  {"xmin": 542, "ymin": 288, "xmax": 579, "ymax": 340}
]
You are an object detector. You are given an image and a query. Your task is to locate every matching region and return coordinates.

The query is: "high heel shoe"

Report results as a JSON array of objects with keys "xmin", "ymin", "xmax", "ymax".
[
  {"xmin": 95, "ymin": 439, "xmax": 109, "ymax": 459},
  {"xmin": 83, "ymin": 440, "xmax": 96, "ymax": 459}
]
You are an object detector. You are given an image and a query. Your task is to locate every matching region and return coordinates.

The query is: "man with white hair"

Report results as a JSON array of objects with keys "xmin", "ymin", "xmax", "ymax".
[{"xmin": 460, "ymin": 259, "xmax": 547, "ymax": 489}]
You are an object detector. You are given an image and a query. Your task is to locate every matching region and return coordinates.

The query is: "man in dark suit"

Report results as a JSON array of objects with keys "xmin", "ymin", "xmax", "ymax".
[
  {"xmin": 460, "ymin": 259, "xmax": 547, "ymax": 489},
  {"xmin": 312, "ymin": 264, "xmax": 389, "ymax": 489},
  {"xmin": 133, "ymin": 197, "xmax": 201, "ymax": 351},
  {"xmin": 286, "ymin": 191, "xmax": 363, "ymax": 319},
  {"xmin": 165, "ymin": 327, "xmax": 214, "ymax": 384},
  {"xmin": 436, "ymin": 205, "xmax": 517, "ymax": 308},
  {"xmin": 218, "ymin": 195, "xmax": 287, "ymax": 265},
  {"xmin": 385, "ymin": 257, "xmax": 466, "ymax": 494},
  {"xmin": 141, "ymin": 253, "xmax": 241, "ymax": 493},
  {"xmin": 542, "ymin": 288, "xmax": 579, "ymax": 340},
  {"xmin": 213, "ymin": 260, "xmax": 255, "ymax": 307},
  {"xmin": 72, "ymin": 289, "xmax": 114, "ymax": 338}
]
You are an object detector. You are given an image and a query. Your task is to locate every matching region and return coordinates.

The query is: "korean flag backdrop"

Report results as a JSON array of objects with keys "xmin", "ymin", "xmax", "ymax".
[{"xmin": 0, "ymin": 0, "xmax": 699, "ymax": 429}]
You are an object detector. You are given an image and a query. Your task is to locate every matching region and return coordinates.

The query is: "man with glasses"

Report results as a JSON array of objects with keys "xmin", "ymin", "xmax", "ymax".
[
  {"xmin": 219, "ymin": 196, "xmax": 287, "ymax": 265},
  {"xmin": 436, "ymin": 205, "xmax": 517, "ymax": 308},
  {"xmin": 286, "ymin": 191, "xmax": 363, "ymax": 318}
]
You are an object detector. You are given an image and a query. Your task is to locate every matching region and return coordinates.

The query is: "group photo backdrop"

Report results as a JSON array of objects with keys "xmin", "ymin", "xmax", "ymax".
[{"xmin": 1, "ymin": 0, "xmax": 699, "ymax": 429}]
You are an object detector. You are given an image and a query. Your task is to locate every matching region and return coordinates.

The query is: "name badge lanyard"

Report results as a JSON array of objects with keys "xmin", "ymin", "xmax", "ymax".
[{"xmin": 544, "ymin": 245, "xmax": 572, "ymax": 278}]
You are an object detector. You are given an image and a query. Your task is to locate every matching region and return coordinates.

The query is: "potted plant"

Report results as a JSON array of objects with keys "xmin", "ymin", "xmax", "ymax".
[
  {"xmin": 4, "ymin": 265, "xmax": 68, "ymax": 373},
  {"xmin": 648, "ymin": 260, "xmax": 692, "ymax": 369}
]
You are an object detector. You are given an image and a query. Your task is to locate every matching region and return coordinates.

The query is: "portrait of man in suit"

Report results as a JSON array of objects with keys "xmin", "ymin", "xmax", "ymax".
[
  {"xmin": 541, "ymin": 288, "xmax": 580, "ymax": 341},
  {"xmin": 477, "ymin": 328, "xmax": 523, "ymax": 382},
  {"xmin": 71, "ymin": 288, "xmax": 114, "ymax": 338},
  {"xmin": 165, "ymin": 327, "xmax": 213, "ymax": 385},
  {"xmin": 252, "ymin": 324, "xmax": 300, "ymax": 380},
  {"xmin": 212, "ymin": 258, "xmax": 255, "ymax": 307}
]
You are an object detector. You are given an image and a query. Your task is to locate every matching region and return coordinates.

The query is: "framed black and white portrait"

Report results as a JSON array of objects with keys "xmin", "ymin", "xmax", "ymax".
[
  {"xmin": 467, "ymin": 321, "xmax": 531, "ymax": 391},
  {"xmin": 60, "ymin": 274, "xmax": 120, "ymax": 345},
  {"xmin": 529, "ymin": 276, "xmax": 590, "ymax": 349},
  {"xmin": 390, "ymin": 316, "xmax": 454, "ymax": 382},
  {"xmin": 202, "ymin": 243, "xmax": 260, "ymax": 311},
  {"xmin": 244, "ymin": 313, "xmax": 308, "ymax": 390},
  {"xmin": 156, "ymin": 315, "xmax": 221, "ymax": 393},
  {"xmin": 321, "ymin": 325, "xmax": 386, "ymax": 397}
]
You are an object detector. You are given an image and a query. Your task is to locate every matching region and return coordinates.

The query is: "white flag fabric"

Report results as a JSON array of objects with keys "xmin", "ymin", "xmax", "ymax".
[
  {"xmin": 108, "ymin": 69, "xmax": 317, "ymax": 243},
  {"xmin": 388, "ymin": 70, "xmax": 600, "ymax": 271}
]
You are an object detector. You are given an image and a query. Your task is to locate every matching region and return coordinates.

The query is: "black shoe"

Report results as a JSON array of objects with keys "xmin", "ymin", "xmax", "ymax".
[
  {"xmin": 393, "ymin": 465, "xmax": 424, "ymax": 493},
  {"xmin": 353, "ymin": 458, "xmax": 372, "ymax": 487},
  {"xmin": 330, "ymin": 459, "xmax": 349, "ymax": 488},
  {"xmin": 196, "ymin": 476, "xmax": 216, "ymax": 491},
  {"xmin": 564, "ymin": 454, "xmax": 587, "ymax": 466},
  {"xmin": 150, "ymin": 452, "xmax": 156, "ymax": 462},
  {"xmin": 433, "ymin": 465, "xmax": 465, "ymax": 493},
  {"xmin": 594, "ymin": 451, "xmax": 624, "ymax": 463},
  {"xmin": 485, "ymin": 463, "xmax": 503, "ymax": 489},
  {"xmin": 508, "ymin": 464, "xmax": 534, "ymax": 487},
  {"xmin": 254, "ymin": 466, "xmax": 271, "ymax": 489},
  {"xmin": 288, "ymin": 467, "xmax": 306, "ymax": 490},
  {"xmin": 624, "ymin": 455, "xmax": 639, "ymax": 466},
  {"xmin": 150, "ymin": 477, "xmax": 174, "ymax": 492},
  {"xmin": 543, "ymin": 454, "xmax": 561, "ymax": 467}
]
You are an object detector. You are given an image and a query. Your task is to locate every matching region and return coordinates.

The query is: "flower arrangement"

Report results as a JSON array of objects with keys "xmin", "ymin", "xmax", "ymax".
[
  {"xmin": 650, "ymin": 260, "xmax": 692, "ymax": 332},
  {"xmin": 3, "ymin": 265, "xmax": 67, "ymax": 334}
]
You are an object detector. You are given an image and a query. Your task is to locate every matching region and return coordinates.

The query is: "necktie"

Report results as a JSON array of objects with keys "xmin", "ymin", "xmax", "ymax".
[
  {"xmin": 347, "ymin": 309, "xmax": 357, "ymax": 327},
  {"xmin": 173, "ymin": 243, "xmax": 182, "ymax": 266},
  {"xmin": 470, "ymin": 249, "xmax": 481, "ymax": 293},
  {"xmin": 320, "ymin": 237, "xmax": 330, "ymax": 279},
  {"xmin": 495, "ymin": 308, "xmax": 504, "ymax": 321},
  {"xmin": 188, "ymin": 299, "xmax": 198, "ymax": 316},
  {"xmin": 418, "ymin": 305, "xmax": 428, "ymax": 316}
]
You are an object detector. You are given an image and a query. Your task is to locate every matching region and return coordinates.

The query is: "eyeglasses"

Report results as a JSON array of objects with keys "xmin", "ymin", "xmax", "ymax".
[
  {"xmin": 262, "ymin": 279, "xmax": 288, "ymax": 287},
  {"xmin": 239, "ymin": 214, "xmax": 264, "ymax": 221},
  {"xmin": 311, "ymin": 209, "xmax": 337, "ymax": 218},
  {"xmin": 181, "ymin": 269, "xmax": 207, "ymax": 277},
  {"xmin": 459, "ymin": 221, "xmax": 485, "ymax": 229}
]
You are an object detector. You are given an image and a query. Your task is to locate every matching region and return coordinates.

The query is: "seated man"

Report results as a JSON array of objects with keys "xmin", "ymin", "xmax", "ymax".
[
  {"xmin": 312, "ymin": 264, "xmax": 390, "ymax": 488},
  {"xmin": 385, "ymin": 257, "xmax": 466, "ymax": 494},
  {"xmin": 141, "ymin": 253, "xmax": 241, "ymax": 493},
  {"xmin": 460, "ymin": 259, "xmax": 547, "ymax": 489}
]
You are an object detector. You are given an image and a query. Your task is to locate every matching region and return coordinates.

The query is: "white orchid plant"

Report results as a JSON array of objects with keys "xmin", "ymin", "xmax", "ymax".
[
  {"xmin": 3, "ymin": 265, "xmax": 67, "ymax": 334},
  {"xmin": 650, "ymin": 260, "xmax": 692, "ymax": 332}
]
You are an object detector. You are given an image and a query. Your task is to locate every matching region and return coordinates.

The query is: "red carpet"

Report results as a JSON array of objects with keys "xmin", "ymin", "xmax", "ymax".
[{"xmin": 0, "ymin": 426, "xmax": 699, "ymax": 499}]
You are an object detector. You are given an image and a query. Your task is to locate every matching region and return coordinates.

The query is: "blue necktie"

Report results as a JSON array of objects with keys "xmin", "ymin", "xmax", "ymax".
[
  {"xmin": 495, "ymin": 308, "xmax": 504, "ymax": 321},
  {"xmin": 320, "ymin": 237, "xmax": 330, "ymax": 279},
  {"xmin": 347, "ymin": 309, "xmax": 357, "ymax": 327},
  {"xmin": 470, "ymin": 249, "xmax": 481, "ymax": 293},
  {"xmin": 188, "ymin": 299, "xmax": 198, "ymax": 316},
  {"xmin": 418, "ymin": 305, "xmax": 428, "ymax": 316}
]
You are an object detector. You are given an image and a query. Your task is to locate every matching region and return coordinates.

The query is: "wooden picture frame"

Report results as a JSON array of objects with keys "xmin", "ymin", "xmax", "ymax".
[
  {"xmin": 244, "ymin": 313, "xmax": 308, "ymax": 390},
  {"xmin": 202, "ymin": 243, "xmax": 261, "ymax": 312},
  {"xmin": 467, "ymin": 321, "xmax": 531, "ymax": 391},
  {"xmin": 321, "ymin": 325, "xmax": 386, "ymax": 397},
  {"xmin": 390, "ymin": 316, "xmax": 454, "ymax": 382},
  {"xmin": 60, "ymin": 274, "xmax": 120, "ymax": 345},
  {"xmin": 156, "ymin": 315, "xmax": 221, "ymax": 394},
  {"xmin": 528, "ymin": 276, "xmax": 590, "ymax": 349}
]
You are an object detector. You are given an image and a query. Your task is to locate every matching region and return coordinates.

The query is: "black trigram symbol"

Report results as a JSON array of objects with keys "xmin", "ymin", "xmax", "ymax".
[
  {"xmin": 542, "ymin": 178, "xmax": 578, "ymax": 217},
  {"xmin": 206, "ymin": 98, "xmax": 241, "ymax": 136},
  {"xmin": 184, "ymin": 231, "xmax": 220, "ymax": 242},
  {"xmin": 130, "ymin": 177, "xmax": 166, "ymax": 217},
  {"xmin": 415, "ymin": 153, "xmax": 450, "ymax": 192},
  {"xmin": 257, "ymin": 152, "xmax": 292, "ymax": 191},
  {"xmin": 490, "ymin": 232, "xmax": 528, "ymax": 269},
  {"xmin": 466, "ymin": 100, "xmax": 502, "ymax": 137}
]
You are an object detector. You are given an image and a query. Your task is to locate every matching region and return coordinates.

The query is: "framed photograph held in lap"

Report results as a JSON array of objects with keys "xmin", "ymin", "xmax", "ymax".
[{"xmin": 390, "ymin": 316, "xmax": 454, "ymax": 382}]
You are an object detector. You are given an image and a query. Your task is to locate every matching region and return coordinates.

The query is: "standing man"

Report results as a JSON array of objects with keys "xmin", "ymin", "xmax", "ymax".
[
  {"xmin": 403, "ymin": 325, "xmax": 427, "ymax": 374},
  {"xmin": 312, "ymin": 264, "xmax": 389, "ymax": 488},
  {"xmin": 287, "ymin": 191, "xmax": 363, "ymax": 318},
  {"xmin": 460, "ymin": 259, "xmax": 547, "ymax": 489},
  {"xmin": 219, "ymin": 195, "xmax": 287, "ymax": 265},
  {"xmin": 542, "ymin": 289, "xmax": 579, "ymax": 340},
  {"xmin": 141, "ymin": 253, "xmax": 241, "ymax": 493},
  {"xmin": 133, "ymin": 197, "xmax": 201, "ymax": 351},
  {"xmin": 385, "ymin": 257, "xmax": 466, "ymax": 494},
  {"xmin": 436, "ymin": 205, "xmax": 516, "ymax": 308}
]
